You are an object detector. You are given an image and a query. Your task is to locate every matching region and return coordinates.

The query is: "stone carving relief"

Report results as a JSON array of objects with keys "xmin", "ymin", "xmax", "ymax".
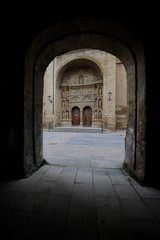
[
  {"xmin": 98, "ymin": 110, "xmax": 102, "ymax": 119},
  {"xmin": 71, "ymin": 96, "xmax": 80, "ymax": 102},
  {"xmin": 83, "ymin": 95, "xmax": 91, "ymax": 101},
  {"xmin": 66, "ymin": 101, "xmax": 69, "ymax": 108},
  {"xmin": 95, "ymin": 88, "xmax": 97, "ymax": 95},
  {"xmin": 66, "ymin": 111, "xmax": 69, "ymax": 119},
  {"xmin": 70, "ymin": 89, "xmax": 81, "ymax": 94},
  {"xmin": 60, "ymin": 66, "xmax": 103, "ymax": 124},
  {"xmin": 82, "ymin": 88, "xmax": 93, "ymax": 94},
  {"xmin": 62, "ymin": 110, "xmax": 69, "ymax": 119},
  {"xmin": 62, "ymin": 100, "xmax": 65, "ymax": 108},
  {"xmin": 79, "ymin": 75, "xmax": 84, "ymax": 84},
  {"xmin": 98, "ymin": 99, "xmax": 102, "ymax": 108},
  {"xmin": 62, "ymin": 90, "xmax": 65, "ymax": 98},
  {"xmin": 98, "ymin": 87, "xmax": 102, "ymax": 96},
  {"xmin": 66, "ymin": 90, "xmax": 69, "ymax": 100},
  {"xmin": 62, "ymin": 111, "xmax": 65, "ymax": 119},
  {"xmin": 61, "ymin": 67, "xmax": 103, "ymax": 87}
]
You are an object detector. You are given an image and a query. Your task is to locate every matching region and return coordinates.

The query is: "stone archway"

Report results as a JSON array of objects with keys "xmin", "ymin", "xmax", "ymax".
[
  {"xmin": 56, "ymin": 56, "xmax": 104, "ymax": 128},
  {"xmin": 24, "ymin": 18, "xmax": 146, "ymax": 181}
]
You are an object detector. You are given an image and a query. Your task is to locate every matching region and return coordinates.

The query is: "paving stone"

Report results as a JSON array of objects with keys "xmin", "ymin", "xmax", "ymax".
[
  {"xmin": 46, "ymin": 157, "xmax": 91, "ymax": 167},
  {"xmin": 93, "ymin": 169, "xmax": 116, "ymax": 197},
  {"xmin": 31, "ymin": 179, "xmax": 57, "ymax": 194},
  {"xmin": 43, "ymin": 132, "xmax": 125, "ymax": 168},
  {"xmin": 95, "ymin": 197, "xmax": 132, "ymax": 239},
  {"xmin": 34, "ymin": 195, "xmax": 71, "ymax": 238},
  {"xmin": 63, "ymin": 133, "xmax": 125, "ymax": 147},
  {"xmin": 9, "ymin": 165, "xmax": 51, "ymax": 193},
  {"xmin": 91, "ymin": 159, "xmax": 122, "ymax": 168},
  {"xmin": 114, "ymin": 185, "xmax": 141, "ymax": 199},
  {"xmin": 65, "ymin": 182, "xmax": 97, "ymax": 238},
  {"xmin": 1, "ymin": 131, "xmax": 160, "ymax": 239},
  {"xmin": 119, "ymin": 198, "xmax": 154, "ymax": 220},
  {"xmin": 107, "ymin": 168, "xmax": 130, "ymax": 185},
  {"xmin": 72, "ymin": 182, "xmax": 94, "ymax": 200},
  {"xmin": 2, "ymin": 179, "xmax": 32, "ymax": 193},
  {"xmin": 49, "ymin": 167, "xmax": 77, "ymax": 196},
  {"xmin": 40, "ymin": 165, "xmax": 63, "ymax": 182},
  {"xmin": 143, "ymin": 198, "xmax": 160, "ymax": 221},
  {"xmin": 92, "ymin": 168, "xmax": 108, "ymax": 175},
  {"xmin": 131, "ymin": 180, "xmax": 160, "ymax": 199},
  {"xmin": 76, "ymin": 167, "xmax": 93, "ymax": 183},
  {"xmin": 16, "ymin": 192, "xmax": 46, "ymax": 213}
]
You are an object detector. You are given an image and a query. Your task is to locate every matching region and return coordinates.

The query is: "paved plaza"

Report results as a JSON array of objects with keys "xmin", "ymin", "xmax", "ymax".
[
  {"xmin": 43, "ymin": 131, "xmax": 126, "ymax": 168},
  {"xmin": 1, "ymin": 131, "xmax": 160, "ymax": 239}
]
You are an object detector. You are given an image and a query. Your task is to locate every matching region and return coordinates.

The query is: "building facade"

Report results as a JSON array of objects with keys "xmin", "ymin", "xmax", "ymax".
[{"xmin": 43, "ymin": 49, "xmax": 127, "ymax": 130}]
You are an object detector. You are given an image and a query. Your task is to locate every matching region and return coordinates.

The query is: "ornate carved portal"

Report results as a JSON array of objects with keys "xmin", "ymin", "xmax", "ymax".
[{"xmin": 60, "ymin": 67, "xmax": 103, "ymax": 127}]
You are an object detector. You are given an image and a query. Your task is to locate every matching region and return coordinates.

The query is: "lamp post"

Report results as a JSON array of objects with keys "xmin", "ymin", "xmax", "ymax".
[
  {"xmin": 108, "ymin": 91, "xmax": 112, "ymax": 101},
  {"xmin": 48, "ymin": 95, "xmax": 52, "ymax": 103}
]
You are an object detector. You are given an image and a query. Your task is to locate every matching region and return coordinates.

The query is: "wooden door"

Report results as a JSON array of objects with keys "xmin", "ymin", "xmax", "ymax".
[
  {"xmin": 72, "ymin": 107, "xmax": 80, "ymax": 126},
  {"xmin": 83, "ymin": 107, "xmax": 92, "ymax": 127}
]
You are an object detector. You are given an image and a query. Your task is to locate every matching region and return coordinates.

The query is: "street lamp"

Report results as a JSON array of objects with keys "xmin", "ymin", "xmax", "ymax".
[
  {"xmin": 48, "ymin": 95, "xmax": 52, "ymax": 103},
  {"xmin": 108, "ymin": 91, "xmax": 112, "ymax": 101}
]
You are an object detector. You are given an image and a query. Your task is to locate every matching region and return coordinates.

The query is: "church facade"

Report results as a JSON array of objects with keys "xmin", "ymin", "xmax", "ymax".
[{"xmin": 43, "ymin": 49, "xmax": 127, "ymax": 130}]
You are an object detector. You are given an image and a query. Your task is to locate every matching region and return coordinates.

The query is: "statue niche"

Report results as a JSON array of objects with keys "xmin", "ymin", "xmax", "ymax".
[
  {"xmin": 62, "ymin": 111, "xmax": 65, "ymax": 119},
  {"xmin": 66, "ymin": 111, "xmax": 69, "ymax": 119},
  {"xmin": 79, "ymin": 74, "xmax": 84, "ymax": 84},
  {"xmin": 98, "ymin": 99, "xmax": 102, "ymax": 108},
  {"xmin": 62, "ymin": 100, "xmax": 65, "ymax": 108},
  {"xmin": 62, "ymin": 90, "xmax": 65, "ymax": 98},
  {"xmin": 98, "ymin": 87, "xmax": 102, "ymax": 96},
  {"xmin": 95, "ymin": 110, "xmax": 97, "ymax": 119},
  {"xmin": 98, "ymin": 110, "xmax": 102, "ymax": 119}
]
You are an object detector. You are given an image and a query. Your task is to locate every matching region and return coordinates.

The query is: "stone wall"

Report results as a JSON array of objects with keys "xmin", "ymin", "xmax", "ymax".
[
  {"xmin": 43, "ymin": 61, "xmax": 54, "ymax": 128},
  {"xmin": 116, "ymin": 58, "xmax": 128, "ymax": 129}
]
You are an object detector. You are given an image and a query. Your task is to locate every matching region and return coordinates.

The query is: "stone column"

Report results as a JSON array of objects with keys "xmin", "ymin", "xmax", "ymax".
[
  {"xmin": 54, "ymin": 58, "xmax": 62, "ymax": 127},
  {"xmin": 80, "ymin": 109, "xmax": 83, "ymax": 126},
  {"xmin": 102, "ymin": 54, "xmax": 116, "ymax": 131}
]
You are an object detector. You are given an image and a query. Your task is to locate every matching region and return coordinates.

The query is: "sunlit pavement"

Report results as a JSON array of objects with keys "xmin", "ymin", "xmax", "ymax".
[{"xmin": 43, "ymin": 131, "xmax": 126, "ymax": 168}]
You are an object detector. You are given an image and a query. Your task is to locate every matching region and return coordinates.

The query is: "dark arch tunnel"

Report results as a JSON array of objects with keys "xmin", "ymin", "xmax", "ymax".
[
  {"xmin": 24, "ymin": 20, "xmax": 142, "ymax": 181},
  {"xmin": 2, "ymin": 12, "xmax": 160, "ymax": 189}
]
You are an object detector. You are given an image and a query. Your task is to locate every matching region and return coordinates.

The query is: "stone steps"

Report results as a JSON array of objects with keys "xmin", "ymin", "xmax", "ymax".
[{"xmin": 45, "ymin": 127, "xmax": 115, "ymax": 134}]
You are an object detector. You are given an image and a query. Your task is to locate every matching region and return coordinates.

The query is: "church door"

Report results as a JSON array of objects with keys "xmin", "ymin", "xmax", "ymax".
[
  {"xmin": 72, "ymin": 107, "xmax": 80, "ymax": 126},
  {"xmin": 83, "ymin": 106, "xmax": 92, "ymax": 127}
]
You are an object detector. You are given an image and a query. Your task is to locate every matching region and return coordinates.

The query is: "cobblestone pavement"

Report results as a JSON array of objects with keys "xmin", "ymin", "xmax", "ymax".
[{"xmin": 1, "ymin": 131, "xmax": 160, "ymax": 239}]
